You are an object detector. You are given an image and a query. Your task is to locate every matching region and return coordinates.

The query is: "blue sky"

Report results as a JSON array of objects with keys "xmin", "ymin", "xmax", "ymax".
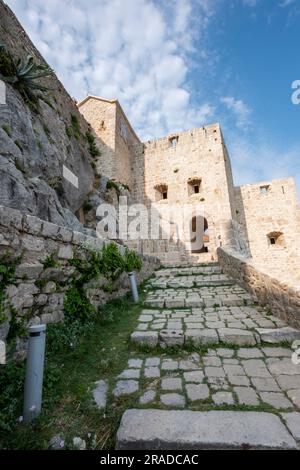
[{"xmin": 5, "ymin": 0, "xmax": 300, "ymax": 195}]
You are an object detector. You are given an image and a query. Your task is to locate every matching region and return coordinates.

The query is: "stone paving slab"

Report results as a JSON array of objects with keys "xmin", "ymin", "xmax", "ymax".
[
  {"xmin": 114, "ymin": 263, "xmax": 300, "ymax": 449},
  {"xmin": 116, "ymin": 409, "xmax": 298, "ymax": 449},
  {"xmin": 113, "ymin": 347, "xmax": 300, "ymax": 412}
]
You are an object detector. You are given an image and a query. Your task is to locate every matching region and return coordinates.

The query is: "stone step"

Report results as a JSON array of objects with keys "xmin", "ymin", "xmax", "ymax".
[
  {"xmin": 131, "ymin": 325, "xmax": 300, "ymax": 349},
  {"xmin": 145, "ymin": 296, "xmax": 253, "ymax": 309},
  {"xmin": 116, "ymin": 409, "xmax": 298, "ymax": 450}
]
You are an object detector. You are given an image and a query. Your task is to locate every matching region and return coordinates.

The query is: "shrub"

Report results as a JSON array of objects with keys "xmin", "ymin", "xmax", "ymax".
[
  {"xmin": 100, "ymin": 242, "xmax": 125, "ymax": 287},
  {"xmin": 85, "ymin": 130, "xmax": 100, "ymax": 157},
  {"xmin": 123, "ymin": 247, "xmax": 142, "ymax": 273},
  {"xmin": 70, "ymin": 114, "xmax": 81, "ymax": 139},
  {"xmin": 64, "ymin": 285, "xmax": 96, "ymax": 324}
]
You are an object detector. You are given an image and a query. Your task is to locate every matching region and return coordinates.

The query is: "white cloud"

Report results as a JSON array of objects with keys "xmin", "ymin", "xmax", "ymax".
[
  {"xmin": 279, "ymin": 0, "xmax": 296, "ymax": 7},
  {"xmin": 226, "ymin": 133, "xmax": 300, "ymax": 199},
  {"xmin": 220, "ymin": 96, "xmax": 252, "ymax": 130},
  {"xmin": 5, "ymin": 0, "xmax": 216, "ymax": 141}
]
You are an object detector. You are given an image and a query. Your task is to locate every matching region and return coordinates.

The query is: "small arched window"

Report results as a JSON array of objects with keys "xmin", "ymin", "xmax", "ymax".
[{"xmin": 267, "ymin": 231, "xmax": 284, "ymax": 247}]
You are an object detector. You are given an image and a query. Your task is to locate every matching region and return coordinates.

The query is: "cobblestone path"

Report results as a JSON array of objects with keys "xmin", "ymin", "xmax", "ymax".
[{"xmin": 110, "ymin": 264, "xmax": 300, "ymax": 449}]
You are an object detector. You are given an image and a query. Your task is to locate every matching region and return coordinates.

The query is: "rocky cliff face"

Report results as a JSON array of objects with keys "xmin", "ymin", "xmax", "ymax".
[{"xmin": 0, "ymin": 1, "xmax": 96, "ymax": 231}]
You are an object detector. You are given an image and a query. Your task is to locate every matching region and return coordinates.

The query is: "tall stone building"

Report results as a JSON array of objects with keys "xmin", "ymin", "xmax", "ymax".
[{"xmin": 78, "ymin": 96, "xmax": 300, "ymax": 284}]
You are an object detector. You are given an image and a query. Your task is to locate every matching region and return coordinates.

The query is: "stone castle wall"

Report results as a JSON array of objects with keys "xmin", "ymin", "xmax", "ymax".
[
  {"xmin": 0, "ymin": 205, "xmax": 160, "ymax": 359},
  {"xmin": 78, "ymin": 97, "xmax": 300, "ymax": 275},
  {"xmin": 134, "ymin": 124, "xmax": 235, "ymax": 260},
  {"xmin": 78, "ymin": 97, "xmax": 143, "ymax": 189},
  {"xmin": 233, "ymin": 177, "xmax": 300, "ymax": 283},
  {"xmin": 218, "ymin": 247, "xmax": 300, "ymax": 330}
]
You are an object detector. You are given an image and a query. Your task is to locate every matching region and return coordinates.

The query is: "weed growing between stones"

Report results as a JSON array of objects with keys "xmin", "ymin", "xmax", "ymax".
[
  {"xmin": 42, "ymin": 253, "xmax": 58, "ymax": 269},
  {"xmin": 0, "ymin": 254, "xmax": 19, "ymax": 325},
  {"xmin": 85, "ymin": 130, "xmax": 100, "ymax": 157}
]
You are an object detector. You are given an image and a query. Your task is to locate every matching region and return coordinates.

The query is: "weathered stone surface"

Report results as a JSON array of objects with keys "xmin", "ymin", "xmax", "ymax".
[
  {"xmin": 128, "ymin": 359, "xmax": 143, "ymax": 368},
  {"xmin": 144, "ymin": 367, "xmax": 160, "ymax": 379},
  {"xmin": 287, "ymin": 390, "xmax": 300, "ymax": 408},
  {"xmin": 161, "ymin": 359, "xmax": 178, "ymax": 371},
  {"xmin": 268, "ymin": 359, "xmax": 300, "ymax": 376},
  {"xmin": 131, "ymin": 331, "xmax": 158, "ymax": 348},
  {"xmin": 118, "ymin": 369, "xmax": 140, "ymax": 379},
  {"xmin": 281, "ymin": 412, "xmax": 300, "ymax": 441},
  {"xmin": 116, "ymin": 410, "xmax": 298, "ymax": 449},
  {"xmin": 234, "ymin": 387, "xmax": 259, "ymax": 406},
  {"xmin": 251, "ymin": 377, "xmax": 281, "ymax": 392},
  {"xmin": 113, "ymin": 380, "xmax": 139, "ymax": 397},
  {"xmin": 161, "ymin": 378, "xmax": 182, "ymax": 391},
  {"xmin": 139, "ymin": 390, "xmax": 156, "ymax": 405},
  {"xmin": 256, "ymin": 327, "xmax": 300, "ymax": 344},
  {"xmin": 212, "ymin": 391, "xmax": 234, "ymax": 405},
  {"xmin": 218, "ymin": 328, "xmax": 256, "ymax": 346},
  {"xmin": 92, "ymin": 380, "xmax": 108, "ymax": 410},
  {"xmin": 183, "ymin": 371, "xmax": 204, "ymax": 383},
  {"xmin": 72, "ymin": 437, "xmax": 86, "ymax": 450},
  {"xmin": 159, "ymin": 330, "xmax": 184, "ymax": 347},
  {"xmin": 15, "ymin": 263, "xmax": 43, "ymax": 279},
  {"xmin": 185, "ymin": 329, "xmax": 219, "ymax": 346},
  {"xmin": 237, "ymin": 348, "xmax": 263, "ymax": 359},
  {"xmin": 49, "ymin": 435, "xmax": 65, "ymax": 450},
  {"xmin": 260, "ymin": 392, "xmax": 293, "ymax": 409},
  {"xmin": 160, "ymin": 394, "xmax": 186, "ymax": 407},
  {"xmin": 242, "ymin": 359, "xmax": 272, "ymax": 378},
  {"xmin": 186, "ymin": 384, "xmax": 210, "ymax": 402}
]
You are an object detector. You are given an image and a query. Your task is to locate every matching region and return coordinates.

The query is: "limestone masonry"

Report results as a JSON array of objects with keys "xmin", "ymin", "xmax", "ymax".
[{"xmin": 78, "ymin": 96, "xmax": 300, "ymax": 287}]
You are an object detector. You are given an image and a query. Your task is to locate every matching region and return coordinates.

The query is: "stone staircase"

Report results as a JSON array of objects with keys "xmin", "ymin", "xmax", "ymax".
[{"xmin": 113, "ymin": 263, "xmax": 300, "ymax": 449}]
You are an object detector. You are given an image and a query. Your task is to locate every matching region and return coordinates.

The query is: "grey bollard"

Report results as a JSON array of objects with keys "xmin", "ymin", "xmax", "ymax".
[
  {"xmin": 128, "ymin": 272, "xmax": 139, "ymax": 302},
  {"xmin": 23, "ymin": 324, "xmax": 46, "ymax": 424}
]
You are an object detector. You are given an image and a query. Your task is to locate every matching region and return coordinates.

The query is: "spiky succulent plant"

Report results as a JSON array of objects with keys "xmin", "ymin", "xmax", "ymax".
[{"xmin": 0, "ymin": 41, "xmax": 53, "ymax": 109}]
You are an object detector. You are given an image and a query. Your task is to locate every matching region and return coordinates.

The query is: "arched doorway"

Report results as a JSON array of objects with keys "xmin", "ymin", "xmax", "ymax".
[{"xmin": 190, "ymin": 216, "xmax": 209, "ymax": 253}]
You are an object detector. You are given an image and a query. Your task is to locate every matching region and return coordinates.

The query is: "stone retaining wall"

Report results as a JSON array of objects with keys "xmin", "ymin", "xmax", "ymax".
[
  {"xmin": 217, "ymin": 247, "xmax": 300, "ymax": 330},
  {"xmin": 0, "ymin": 205, "xmax": 160, "ymax": 358}
]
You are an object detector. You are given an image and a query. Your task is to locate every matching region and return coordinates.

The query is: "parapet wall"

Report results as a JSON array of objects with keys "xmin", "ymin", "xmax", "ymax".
[
  {"xmin": 0, "ymin": 205, "xmax": 160, "ymax": 359},
  {"xmin": 217, "ymin": 247, "xmax": 300, "ymax": 330}
]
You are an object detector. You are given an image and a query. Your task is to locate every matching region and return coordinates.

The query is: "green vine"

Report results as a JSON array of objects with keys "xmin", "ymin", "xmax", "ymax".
[
  {"xmin": 0, "ymin": 254, "xmax": 18, "ymax": 325},
  {"xmin": 85, "ymin": 130, "xmax": 100, "ymax": 157}
]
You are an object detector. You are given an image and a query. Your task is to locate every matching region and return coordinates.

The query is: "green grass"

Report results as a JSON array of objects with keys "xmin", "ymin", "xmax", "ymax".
[{"xmin": 0, "ymin": 293, "xmax": 145, "ymax": 450}]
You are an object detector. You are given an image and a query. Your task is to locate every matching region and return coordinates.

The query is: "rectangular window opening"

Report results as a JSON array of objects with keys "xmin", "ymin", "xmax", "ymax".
[{"xmin": 260, "ymin": 185, "xmax": 270, "ymax": 195}]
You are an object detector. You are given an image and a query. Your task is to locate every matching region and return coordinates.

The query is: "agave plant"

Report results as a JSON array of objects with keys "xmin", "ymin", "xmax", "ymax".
[{"xmin": 0, "ymin": 41, "xmax": 53, "ymax": 109}]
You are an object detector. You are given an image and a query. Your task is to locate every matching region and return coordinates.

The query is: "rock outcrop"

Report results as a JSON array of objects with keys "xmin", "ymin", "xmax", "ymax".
[{"xmin": 0, "ymin": 1, "xmax": 96, "ymax": 231}]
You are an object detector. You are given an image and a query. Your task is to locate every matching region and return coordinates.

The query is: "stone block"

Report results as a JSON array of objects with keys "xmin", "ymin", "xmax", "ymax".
[
  {"xmin": 185, "ymin": 329, "xmax": 219, "ymax": 346},
  {"xmin": 58, "ymin": 244, "xmax": 73, "ymax": 259},
  {"xmin": 159, "ymin": 330, "xmax": 184, "ymax": 347},
  {"xmin": 93, "ymin": 380, "xmax": 108, "ymax": 409},
  {"xmin": 131, "ymin": 331, "xmax": 158, "ymax": 348},
  {"xmin": 116, "ymin": 409, "xmax": 298, "ymax": 449},
  {"xmin": 281, "ymin": 412, "xmax": 300, "ymax": 441},
  {"xmin": 256, "ymin": 327, "xmax": 300, "ymax": 344},
  {"xmin": 218, "ymin": 328, "xmax": 256, "ymax": 346},
  {"xmin": 160, "ymin": 393, "xmax": 186, "ymax": 407},
  {"xmin": 113, "ymin": 380, "xmax": 139, "ymax": 397}
]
